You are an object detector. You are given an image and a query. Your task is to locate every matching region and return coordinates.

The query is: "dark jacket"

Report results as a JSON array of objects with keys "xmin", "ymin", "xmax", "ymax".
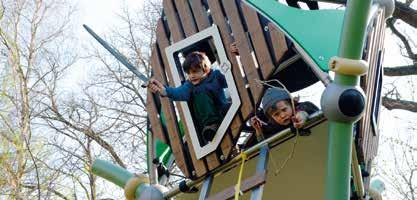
[
  {"xmin": 243, "ymin": 101, "xmax": 319, "ymax": 147},
  {"xmin": 165, "ymin": 69, "xmax": 229, "ymax": 111}
]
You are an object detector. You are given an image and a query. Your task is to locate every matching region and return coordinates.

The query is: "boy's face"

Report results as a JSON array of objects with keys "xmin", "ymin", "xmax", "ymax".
[
  {"xmin": 187, "ymin": 67, "xmax": 207, "ymax": 85},
  {"xmin": 270, "ymin": 101, "xmax": 293, "ymax": 126}
]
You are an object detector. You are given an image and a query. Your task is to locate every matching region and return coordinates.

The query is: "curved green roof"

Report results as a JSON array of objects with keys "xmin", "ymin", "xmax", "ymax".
[{"xmin": 244, "ymin": 0, "xmax": 345, "ymax": 72}]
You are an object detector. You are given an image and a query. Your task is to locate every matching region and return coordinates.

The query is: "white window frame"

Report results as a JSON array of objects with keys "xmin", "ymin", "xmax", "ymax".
[{"xmin": 165, "ymin": 25, "xmax": 241, "ymax": 159}]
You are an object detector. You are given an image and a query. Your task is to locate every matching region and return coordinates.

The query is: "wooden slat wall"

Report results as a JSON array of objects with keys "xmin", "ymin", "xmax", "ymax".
[
  {"xmin": 147, "ymin": 89, "xmax": 166, "ymax": 143},
  {"xmin": 241, "ymin": 3, "xmax": 275, "ymax": 79},
  {"xmin": 359, "ymin": 10, "xmax": 385, "ymax": 165},
  {"xmin": 150, "ymin": 42, "xmax": 191, "ymax": 177},
  {"xmin": 207, "ymin": 0, "xmax": 254, "ymax": 120},
  {"xmin": 368, "ymin": 10, "xmax": 385, "ymax": 160},
  {"xmin": 268, "ymin": 24, "xmax": 288, "ymax": 66},
  {"xmin": 147, "ymin": 0, "xmax": 290, "ymax": 179},
  {"xmin": 223, "ymin": 0, "xmax": 264, "ymax": 104}
]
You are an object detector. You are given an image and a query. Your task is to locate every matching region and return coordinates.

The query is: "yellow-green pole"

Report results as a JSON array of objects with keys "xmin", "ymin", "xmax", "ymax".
[{"xmin": 324, "ymin": 0, "xmax": 372, "ymax": 199}]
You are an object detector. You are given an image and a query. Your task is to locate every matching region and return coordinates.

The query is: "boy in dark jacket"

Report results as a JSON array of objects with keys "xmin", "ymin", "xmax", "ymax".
[
  {"xmin": 149, "ymin": 51, "xmax": 230, "ymax": 144},
  {"xmin": 249, "ymin": 87, "xmax": 319, "ymax": 143}
]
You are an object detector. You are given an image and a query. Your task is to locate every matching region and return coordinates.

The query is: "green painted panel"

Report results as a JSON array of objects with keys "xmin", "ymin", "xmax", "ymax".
[
  {"xmin": 176, "ymin": 120, "xmax": 329, "ymax": 200},
  {"xmin": 244, "ymin": 0, "xmax": 344, "ymax": 72}
]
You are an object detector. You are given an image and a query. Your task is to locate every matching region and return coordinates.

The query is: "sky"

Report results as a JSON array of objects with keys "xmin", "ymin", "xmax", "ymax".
[
  {"xmin": 77, "ymin": 0, "xmax": 143, "ymax": 33},
  {"xmin": 61, "ymin": 0, "xmax": 144, "ymax": 91}
]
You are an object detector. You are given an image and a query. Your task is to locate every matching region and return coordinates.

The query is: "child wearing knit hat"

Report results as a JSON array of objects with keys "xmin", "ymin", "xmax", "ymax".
[{"xmin": 250, "ymin": 87, "xmax": 319, "ymax": 139}]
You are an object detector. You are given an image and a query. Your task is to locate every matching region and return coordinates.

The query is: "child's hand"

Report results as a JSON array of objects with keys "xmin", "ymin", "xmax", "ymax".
[
  {"xmin": 148, "ymin": 78, "xmax": 167, "ymax": 96},
  {"xmin": 230, "ymin": 42, "xmax": 239, "ymax": 56},
  {"xmin": 250, "ymin": 116, "xmax": 266, "ymax": 141},
  {"xmin": 250, "ymin": 116, "xmax": 267, "ymax": 131},
  {"xmin": 292, "ymin": 111, "xmax": 309, "ymax": 129}
]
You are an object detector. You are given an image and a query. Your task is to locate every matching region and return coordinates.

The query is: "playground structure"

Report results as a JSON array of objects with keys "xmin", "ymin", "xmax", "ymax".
[{"xmin": 87, "ymin": 0, "xmax": 394, "ymax": 199}]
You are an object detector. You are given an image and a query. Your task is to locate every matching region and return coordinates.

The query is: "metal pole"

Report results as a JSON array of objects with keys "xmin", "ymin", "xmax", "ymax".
[
  {"xmin": 198, "ymin": 176, "xmax": 213, "ymax": 200},
  {"xmin": 324, "ymin": 0, "xmax": 372, "ymax": 199},
  {"xmin": 250, "ymin": 145, "xmax": 269, "ymax": 200},
  {"xmin": 92, "ymin": 159, "xmax": 133, "ymax": 188}
]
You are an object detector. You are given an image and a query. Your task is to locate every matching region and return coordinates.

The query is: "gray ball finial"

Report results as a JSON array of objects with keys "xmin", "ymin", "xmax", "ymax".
[{"xmin": 321, "ymin": 83, "xmax": 365, "ymax": 123}]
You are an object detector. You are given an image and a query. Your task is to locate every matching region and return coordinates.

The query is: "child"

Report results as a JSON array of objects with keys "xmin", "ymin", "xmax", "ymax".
[
  {"xmin": 148, "ymin": 51, "xmax": 230, "ymax": 144},
  {"xmin": 249, "ymin": 87, "xmax": 319, "ymax": 142}
]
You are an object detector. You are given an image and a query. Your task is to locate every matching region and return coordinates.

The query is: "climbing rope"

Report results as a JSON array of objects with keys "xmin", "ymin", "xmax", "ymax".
[{"xmin": 255, "ymin": 79, "xmax": 300, "ymax": 176}]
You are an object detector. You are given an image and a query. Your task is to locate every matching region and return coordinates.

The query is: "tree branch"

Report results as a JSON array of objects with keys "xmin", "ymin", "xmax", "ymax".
[
  {"xmin": 393, "ymin": 1, "xmax": 417, "ymax": 29},
  {"xmin": 387, "ymin": 18, "xmax": 417, "ymax": 61},
  {"xmin": 382, "ymin": 97, "xmax": 417, "ymax": 112},
  {"xmin": 384, "ymin": 64, "xmax": 417, "ymax": 76},
  {"xmin": 22, "ymin": 184, "xmax": 70, "ymax": 200}
]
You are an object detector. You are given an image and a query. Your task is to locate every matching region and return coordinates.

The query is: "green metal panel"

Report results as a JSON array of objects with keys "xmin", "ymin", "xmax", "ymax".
[
  {"xmin": 175, "ymin": 120, "xmax": 329, "ymax": 200},
  {"xmin": 244, "ymin": 0, "xmax": 344, "ymax": 72}
]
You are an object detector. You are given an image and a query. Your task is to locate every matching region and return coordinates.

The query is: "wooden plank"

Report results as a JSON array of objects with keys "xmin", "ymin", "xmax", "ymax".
[
  {"xmin": 146, "ymin": 89, "xmax": 167, "ymax": 143},
  {"xmin": 185, "ymin": 133, "xmax": 208, "ymax": 177},
  {"xmin": 163, "ymin": 0, "xmax": 185, "ymax": 42},
  {"xmin": 174, "ymin": 0, "xmax": 198, "ymax": 37},
  {"xmin": 223, "ymin": 0, "xmax": 264, "ymax": 105},
  {"xmin": 207, "ymin": 171, "xmax": 267, "ymax": 200},
  {"xmin": 220, "ymin": 133, "xmax": 234, "ymax": 161},
  {"xmin": 206, "ymin": 150, "xmax": 221, "ymax": 170},
  {"xmin": 150, "ymin": 44, "xmax": 191, "ymax": 178},
  {"xmin": 207, "ymin": 0, "xmax": 254, "ymax": 120},
  {"xmin": 360, "ymin": 21, "xmax": 376, "ymax": 161},
  {"xmin": 189, "ymin": 0, "xmax": 210, "ymax": 31},
  {"xmin": 230, "ymin": 115, "xmax": 243, "ymax": 139},
  {"xmin": 157, "ymin": 16, "xmax": 208, "ymax": 177},
  {"xmin": 241, "ymin": 3, "xmax": 275, "ymax": 79},
  {"xmin": 367, "ymin": 12, "xmax": 385, "ymax": 160},
  {"xmin": 268, "ymin": 23, "xmax": 288, "ymax": 65},
  {"xmin": 366, "ymin": 18, "xmax": 381, "ymax": 161}
]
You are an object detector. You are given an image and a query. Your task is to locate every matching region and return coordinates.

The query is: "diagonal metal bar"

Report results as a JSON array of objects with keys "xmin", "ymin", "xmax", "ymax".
[{"xmin": 83, "ymin": 24, "xmax": 149, "ymax": 84}]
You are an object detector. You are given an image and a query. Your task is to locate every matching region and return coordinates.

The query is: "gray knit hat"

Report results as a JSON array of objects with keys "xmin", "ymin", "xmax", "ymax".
[{"xmin": 261, "ymin": 87, "xmax": 291, "ymax": 114}]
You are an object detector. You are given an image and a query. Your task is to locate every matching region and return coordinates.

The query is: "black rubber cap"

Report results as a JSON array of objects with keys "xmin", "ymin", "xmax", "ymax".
[{"xmin": 338, "ymin": 89, "xmax": 365, "ymax": 117}]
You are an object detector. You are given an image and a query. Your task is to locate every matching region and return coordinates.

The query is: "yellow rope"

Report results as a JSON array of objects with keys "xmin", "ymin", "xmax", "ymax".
[{"xmin": 234, "ymin": 152, "xmax": 247, "ymax": 200}]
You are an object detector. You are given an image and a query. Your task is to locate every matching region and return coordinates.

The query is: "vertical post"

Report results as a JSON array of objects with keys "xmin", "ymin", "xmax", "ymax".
[
  {"xmin": 324, "ymin": 0, "xmax": 372, "ymax": 200},
  {"xmin": 199, "ymin": 175, "xmax": 213, "ymax": 200},
  {"xmin": 147, "ymin": 130, "xmax": 158, "ymax": 184},
  {"xmin": 250, "ymin": 144, "xmax": 269, "ymax": 200}
]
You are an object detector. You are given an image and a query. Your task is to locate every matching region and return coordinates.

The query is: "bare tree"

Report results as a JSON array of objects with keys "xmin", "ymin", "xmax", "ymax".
[
  {"xmin": 0, "ymin": 0, "xmax": 76, "ymax": 199},
  {"xmin": 373, "ymin": 125, "xmax": 417, "ymax": 199},
  {"xmin": 380, "ymin": 0, "xmax": 417, "ymax": 112}
]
